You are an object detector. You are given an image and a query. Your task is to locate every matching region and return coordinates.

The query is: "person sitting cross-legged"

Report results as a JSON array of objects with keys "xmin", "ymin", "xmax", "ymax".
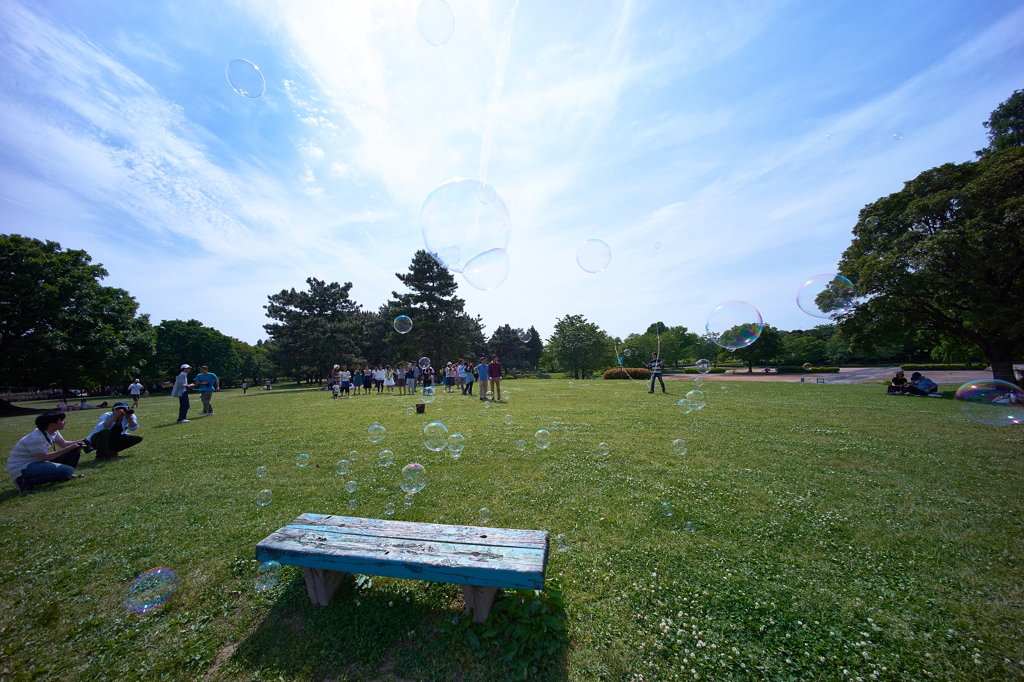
[
  {"xmin": 887, "ymin": 370, "xmax": 909, "ymax": 394},
  {"xmin": 905, "ymin": 372, "xmax": 939, "ymax": 396},
  {"xmin": 7, "ymin": 411, "xmax": 87, "ymax": 492},
  {"xmin": 86, "ymin": 401, "xmax": 142, "ymax": 462}
]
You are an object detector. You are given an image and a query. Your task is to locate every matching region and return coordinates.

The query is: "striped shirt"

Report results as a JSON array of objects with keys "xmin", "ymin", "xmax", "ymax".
[{"xmin": 648, "ymin": 358, "xmax": 664, "ymax": 375}]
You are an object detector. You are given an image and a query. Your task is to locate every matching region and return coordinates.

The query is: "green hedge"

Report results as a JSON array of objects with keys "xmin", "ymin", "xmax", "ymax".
[
  {"xmin": 603, "ymin": 367, "xmax": 652, "ymax": 380},
  {"xmin": 776, "ymin": 366, "xmax": 841, "ymax": 373},
  {"xmin": 679, "ymin": 367, "xmax": 727, "ymax": 374},
  {"xmin": 899, "ymin": 363, "xmax": 989, "ymax": 371}
]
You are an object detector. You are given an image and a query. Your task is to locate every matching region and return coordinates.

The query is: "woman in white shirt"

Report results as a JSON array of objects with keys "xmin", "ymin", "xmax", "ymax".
[
  {"xmin": 384, "ymin": 365, "xmax": 396, "ymax": 394},
  {"xmin": 7, "ymin": 411, "xmax": 87, "ymax": 491}
]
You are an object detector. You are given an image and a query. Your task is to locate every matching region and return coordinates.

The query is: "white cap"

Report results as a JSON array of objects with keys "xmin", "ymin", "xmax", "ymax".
[{"xmin": 181, "ymin": 364, "xmax": 191, "ymax": 369}]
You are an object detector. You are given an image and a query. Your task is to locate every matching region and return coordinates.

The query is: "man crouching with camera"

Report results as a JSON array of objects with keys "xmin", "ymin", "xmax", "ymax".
[{"xmin": 86, "ymin": 400, "xmax": 142, "ymax": 462}]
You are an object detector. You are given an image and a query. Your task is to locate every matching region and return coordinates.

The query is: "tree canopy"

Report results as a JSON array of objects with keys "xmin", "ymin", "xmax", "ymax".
[
  {"xmin": 548, "ymin": 314, "xmax": 612, "ymax": 379},
  {"xmin": 976, "ymin": 89, "xmax": 1024, "ymax": 158}
]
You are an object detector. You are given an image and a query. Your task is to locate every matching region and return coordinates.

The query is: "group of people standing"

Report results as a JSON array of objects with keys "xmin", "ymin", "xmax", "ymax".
[{"xmin": 326, "ymin": 356, "xmax": 505, "ymax": 401}]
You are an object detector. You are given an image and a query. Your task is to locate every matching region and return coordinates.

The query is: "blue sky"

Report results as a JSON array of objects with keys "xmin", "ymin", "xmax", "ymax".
[{"xmin": 1, "ymin": 0, "xmax": 1022, "ymax": 345}]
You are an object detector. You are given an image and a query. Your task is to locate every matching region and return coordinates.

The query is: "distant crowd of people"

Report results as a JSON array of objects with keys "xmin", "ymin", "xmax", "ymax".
[{"xmin": 326, "ymin": 356, "xmax": 505, "ymax": 402}]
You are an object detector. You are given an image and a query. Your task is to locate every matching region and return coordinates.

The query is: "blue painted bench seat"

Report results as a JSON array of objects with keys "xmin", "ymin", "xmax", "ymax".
[{"xmin": 256, "ymin": 513, "xmax": 550, "ymax": 621}]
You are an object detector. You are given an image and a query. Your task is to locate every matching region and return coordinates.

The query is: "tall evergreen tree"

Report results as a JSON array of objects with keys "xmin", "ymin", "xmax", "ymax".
[
  {"xmin": 487, "ymin": 324, "xmax": 530, "ymax": 372},
  {"xmin": 525, "ymin": 325, "xmax": 544, "ymax": 368}
]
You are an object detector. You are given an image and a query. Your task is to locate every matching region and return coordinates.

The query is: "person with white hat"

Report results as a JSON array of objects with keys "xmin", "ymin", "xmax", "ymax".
[{"xmin": 170, "ymin": 364, "xmax": 195, "ymax": 423}]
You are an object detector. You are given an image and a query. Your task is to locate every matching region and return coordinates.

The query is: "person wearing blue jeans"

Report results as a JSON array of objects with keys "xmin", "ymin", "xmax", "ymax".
[
  {"xmin": 647, "ymin": 352, "xmax": 666, "ymax": 393},
  {"xmin": 7, "ymin": 411, "xmax": 87, "ymax": 492},
  {"xmin": 170, "ymin": 363, "xmax": 194, "ymax": 422}
]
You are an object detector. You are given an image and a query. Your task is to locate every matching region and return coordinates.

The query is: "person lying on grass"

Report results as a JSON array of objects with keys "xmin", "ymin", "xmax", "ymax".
[{"xmin": 7, "ymin": 410, "xmax": 87, "ymax": 492}]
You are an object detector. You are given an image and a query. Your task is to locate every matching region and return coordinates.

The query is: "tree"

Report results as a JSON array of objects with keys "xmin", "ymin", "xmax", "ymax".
[
  {"xmin": 976, "ymin": 89, "xmax": 1024, "ymax": 158},
  {"xmin": 525, "ymin": 326, "xmax": 543, "ymax": 368},
  {"xmin": 0, "ymin": 234, "xmax": 155, "ymax": 390},
  {"xmin": 836, "ymin": 145, "xmax": 1024, "ymax": 382},
  {"xmin": 146, "ymin": 320, "xmax": 257, "ymax": 385},
  {"xmin": 548, "ymin": 314, "xmax": 612, "ymax": 379},
  {"xmin": 487, "ymin": 324, "xmax": 530, "ymax": 373},
  {"xmin": 730, "ymin": 324, "xmax": 785, "ymax": 371}
]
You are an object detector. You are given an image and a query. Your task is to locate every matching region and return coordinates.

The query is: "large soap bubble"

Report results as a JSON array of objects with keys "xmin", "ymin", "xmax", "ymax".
[
  {"xmin": 796, "ymin": 274, "xmax": 857, "ymax": 319},
  {"xmin": 694, "ymin": 359, "xmax": 711, "ymax": 374},
  {"xmin": 423, "ymin": 421, "xmax": 449, "ymax": 451},
  {"xmin": 447, "ymin": 433, "xmax": 465, "ymax": 457},
  {"xmin": 254, "ymin": 561, "xmax": 281, "ymax": 592},
  {"xmin": 421, "ymin": 386, "xmax": 435, "ymax": 403},
  {"xmin": 226, "ymin": 59, "xmax": 266, "ymax": 98},
  {"xmin": 416, "ymin": 0, "xmax": 454, "ymax": 47},
  {"xmin": 401, "ymin": 463, "xmax": 427, "ymax": 494},
  {"xmin": 706, "ymin": 301, "xmax": 763, "ymax": 351},
  {"xmin": 368, "ymin": 425, "xmax": 386, "ymax": 443},
  {"xmin": 576, "ymin": 239, "xmax": 611, "ymax": 273},
  {"xmin": 955, "ymin": 380, "xmax": 1024, "ymax": 425},
  {"xmin": 516, "ymin": 328, "xmax": 531, "ymax": 343},
  {"xmin": 125, "ymin": 568, "xmax": 178, "ymax": 614},
  {"xmin": 535, "ymin": 429, "xmax": 551, "ymax": 449},
  {"xmin": 463, "ymin": 248, "xmax": 509, "ymax": 291},
  {"xmin": 394, "ymin": 315, "xmax": 413, "ymax": 334},
  {"xmin": 686, "ymin": 390, "xmax": 706, "ymax": 410},
  {"xmin": 420, "ymin": 179, "xmax": 510, "ymax": 273}
]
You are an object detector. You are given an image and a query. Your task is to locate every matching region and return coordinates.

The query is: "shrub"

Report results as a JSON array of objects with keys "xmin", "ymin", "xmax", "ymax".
[
  {"xmin": 776, "ymin": 366, "xmax": 840, "ymax": 373},
  {"xmin": 900, "ymin": 363, "xmax": 989, "ymax": 371},
  {"xmin": 679, "ymin": 367, "xmax": 727, "ymax": 374},
  {"xmin": 603, "ymin": 367, "xmax": 652, "ymax": 380}
]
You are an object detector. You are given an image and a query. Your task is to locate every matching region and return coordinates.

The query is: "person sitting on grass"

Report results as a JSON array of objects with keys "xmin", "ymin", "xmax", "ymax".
[
  {"xmin": 905, "ymin": 372, "xmax": 939, "ymax": 396},
  {"xmin": 887, "ymin": 370, "xmax": 909, "ymax": 394},
  {"xmin": 7, "ymin": 411, "xmax": 87, "ymax": 492},
  {"xmin": 86, "ymin": 401, "xmax": 142, "ymax": 462}
]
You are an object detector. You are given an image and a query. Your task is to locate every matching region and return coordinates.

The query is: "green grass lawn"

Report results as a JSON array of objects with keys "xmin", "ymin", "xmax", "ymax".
[{"xmin": 1, "ymin": 379, "xmax": 1022, "ymax": 681}]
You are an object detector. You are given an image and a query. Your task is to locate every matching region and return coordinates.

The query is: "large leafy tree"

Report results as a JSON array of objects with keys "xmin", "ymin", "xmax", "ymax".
[
  {"xmin": 548, "ymin": 314, "xmax": 612, "ymax": 379},
  {"xmin": 145, "ymin": 319, "xmax": 260, "ymax": 384},
  {"xmin": 0, "ymin": 234, "xmax": 155, "ymax": 390},
  {"xmin": 837, "ymin": 145, "xmax": 1024, "ymax": 382},
  {"xmin": 976, "ymin": 89, "xmax": 1024, "ymax": 158},
  {"xmin": 728, "ymin": 324, "xmax": 785, "ymax": 371}
]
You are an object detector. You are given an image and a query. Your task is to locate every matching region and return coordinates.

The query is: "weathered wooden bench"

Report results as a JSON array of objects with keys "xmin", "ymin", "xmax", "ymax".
[{"xmin": 255, "ymin": 514, "xmax": 550, "ymax": 622}]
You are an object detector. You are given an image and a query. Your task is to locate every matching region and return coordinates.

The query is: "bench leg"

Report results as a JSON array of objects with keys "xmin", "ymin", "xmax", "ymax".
[
  {"xmin": 461, "ymin": 585, "xmax": 499, "ymax": 623},
  {"xmin": 302, "ymin": 567, "xmax": 349, "ymax": 606}
]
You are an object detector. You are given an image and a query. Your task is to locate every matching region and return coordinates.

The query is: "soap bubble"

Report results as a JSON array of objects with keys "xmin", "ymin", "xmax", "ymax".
[
  {"xmin": 685, "ymin": 390, "xmax": 705, "ymax": 410},
  {"xmin": 478, "ymin": 507, "xmax": 491, "ymax": 524},
  {"xmin": 254, "ymin": 561, "xmax": 281, "ymax": 592},
  {"xmin": 379, "ymin": 450, "xmax": 394, "ymax": 467},
  {"xmin": 554, "ymin": 533, "xmax": 569, "ymax": 552},
  {"xmin": 478, "ymin": 184, "xmax": 497, "ymax": 204},
  {"xmin": 422, "ymin": 386, "xmax": 435, "ymax": 403},
  {"xmin": 535, "ymin": 429, "xmax": 551, "ymax": 449},
  {"xmin": 623, "ymin": 349, "xmax": 632, "ymax": 357},
  {"xmin": 568, "ymin": 382, "xmax": 574, "ymax": 388},
  {"xmin": 671, "ymin": 438, "xmax": 687, "ymax": 455},
  {"xmin": 865, "ymin": 216, "xmax": 879, "ymax": 227},
  {"xmin": 797, "ymin": 274, "xmax": 857, "ymax": 319},
  {"xmin": 654, "ymin": 242, "xmax": 661, "ymax": 250},
  {"xmin": 416, "ymin": 0, "xmax": 454, "ymax": 47},
  {"xmin": 892, "ymin": 132, "xmax": 902, "ymax": 140},
  {"xmin": 407, "ymin": 407, "xmax": 415, "ymax": 416},
  {"xmin": 394, "ymin": 315, "xmax": 413, "ymax": 334},
  {"xmin": 661, "ymin": 502, "xmax": 673, "ymax": 517},
  {"xmin": 419, "ymin": 357, "xmax": 430, "ymax": 369},
  {"xmin": 803, "ymin": 362, "xmax": 813, "ymax": 370},
  {"xmin": 577, "ymin": 239, "xmax": 611, "ymax": 273},
  {"xmin": 466, "ymin": 430, "xmax": 474, "ymax": 439},
  {"xmin": 486, "ymin": 390, "xmax": 494, "ymax": 400},
  {"xmin": 516, "ymin": 328, "xmax": 531, "ymax": 343},
  {"xmin": 349, "ymin": 451, "xmax": 359, "ymax": 460},
  {"xmin": 706, "ymin": 301, "xmax": 763, "ymax": 351},
  {"xmin": 502, "ymin": 390, "xmax": 510, "ymax": 400},
  {"xmin": 504, "ymin": 414, "xmax": 513, "ymax": 425},
  {"xmin": 447, "ymin": 433, "xmax": 465, "ymax": 455},
  {"xmin": 677, "ymin": 398, "xmax": 692, "ymax": 414},
  {"xmin": 463, "ymin": 248, "xmax": 509, "ymax": 291},
  {"xmin": 515, "ymin": 439, "xmax": 527, "ymax": 451},
  {"xmin": 598, "ymin": 442, "xmax": 610, "ymax": 456},
  {"xmin": 404, "ymin": 493, "xmax": 415, "ymax": 507},
  {"xmin": 125, "ymin": 567, "xmax": 178, "ymax": 614},
  {"xmin": 296, "ymin": 453, "xmax": 310, "ymax": 467},
  {"xmin": 684, "ymin": 521, "xmax": 695, "ymax": 533},
  {"xmin": 256, "ymin": 465, "xmax": 267, "ymax": 479},
  {"xmin": 720, "ymin": 385, "xmax": 727, "ymax": 391},
  {"xmin": 401, "ymin": 463, "xmax": 427, "ymax": 493},
  {"xmin": 955, "ymin": 380, "xmax": 1024, "ymax": 425},
  {"xmin": 637, "ymin": 421, "xmax": 644, "ymax": 430},
  {"xmin": 384, "ymin": 502, "xmax": 395, "ymax": 516},
  {"xmin": 335, "ymin": 459, "xmax": 350, "ymax": 476},
  {"xmin": 693, "ymin": 377, "xmax": 704, "ymax": 388},
  {"xmin": 226, "ymin": 59, "xmax": 266, "ymax": 98},
  {"xmin": 368, "ymin": 425, "xmax": 386, "ymax": 443},
  {"xmin": 420, "ymin": 179, "xmax": 510, "ymax": 273},
  {"xmin": 256, "ymin": 489, "xmax": 272, "ymax": 507},
  {"xmin": 348, "ymin": 499, "xmax": 358, "ymax": 510},
  {"xmin": 424, "ymin": 421, "xmax": 449, "ymax": 451},
  {"xmin": 695, "ymin": 359, "xmax": 711, "ymax": 374},
  {"xmin": 346, "ymin": 480, "xmax": 357, "ymax": 494}
]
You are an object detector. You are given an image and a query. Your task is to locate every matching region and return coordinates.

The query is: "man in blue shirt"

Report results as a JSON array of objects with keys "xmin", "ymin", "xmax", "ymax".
[
  {"xmin": 195, "ymin": 365, "xmax": 220, "ymax": 415},
  {"xmin": 474, "ymin": 358, "xmax": 489, "ymax": 401},
  {"xmin": 87, "ymin": 400, "xmax": 142, "ymax": 461}
]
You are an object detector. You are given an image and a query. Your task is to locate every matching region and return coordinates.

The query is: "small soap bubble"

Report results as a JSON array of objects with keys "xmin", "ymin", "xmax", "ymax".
[
  {"xmin": 554, "ymin": 534, "xmax": 569, "ymax": 552},
  {"xmin": 535, "ymin": 429, "xmax": 551, "ymax": 449},
  {"xmin": 516, "ymin": 328, "xmax": 531, "ymax": 343},
  {"xmin": 404, "ymin": 493, "xmax": 415, "ymax": 507},
  {"xmin": 654, "ymin": 241, "xmax": 661, "ymax": 249},
  {"xmin": 515, "ymin": 439, "xmax": 527, "ymax": 451},
  {"xmin": 394, "ymin": 315, "xmax": 413, "ymax": 334},
  {"xmin": 407, "ymin": 406, "xmax": 415, "ymax": 416},
  {"xmin": 955, "ymin": 379, "xmax": 1024, "ymax": 425},
  {"xmin": 419, "ymin": 357, "xmax": 431, "ymax": 369},
  {"xmin": 568, "ymin": 381, "xmax": 574, "ymax": 388},
  {"xmin": 447, "ymin": 433, "xmax": 465, "ymax": 456},
  {"xmin": 598, "ymin": 442, "xmax": 610, "ymax": 456},
  {"xmin": 577, "ymin": 239, "xmax": 611, "ymax": 273},
  {"xmin": 379, "ymin": 450, "xmax": 394, "ymax": 467},
  {"xmin": 502, "ymin": 390, "xmax": 510, "ymax": 400},
  {"xmin": 256, "ymin": 489, "xmax": 272, "ymax": 507},
  {"xmin": 684, "ymin": 521, "xmax": 695, "ymax": 533},
  {"xmin": 478, "ymin": 184, "xmax": 497, "ymax": 204},
  {"xmin": 677, "ymin": 398, "xmax": 692, "ymax": 414},
  {"xmin": 254, "ymin": 560, "xmax": 281, "ymax": 592},
  {"xmin": 803, "ymin": 362, "xmax": 813, "ymax": 370},
  {"xmin": 349, "ymin": 499, "xmax": 358, "ymax": 510},
  {"xmin": 720, "ymin": 385, "xmax": 727, "ymax": 391},
  {"xmin": 661, "ymin": 502, "xmax": 673, "ymax": 517},
  {"xmin": 637, "ymin": 421, "xmax": 644, "ymax": 431},
  {"xmin": 483, "ymin": 401, "xmax": 490, "ymax": 409},
  {"xmin": 893, "ymin": 132, "xmax": 902, "ymax": 140},
  {"xmin": 465, "ymin": 429, "xmax": 474, "ymax": 439},
  {"xmin": 694, "ymin": 359, "xmax": 711, "ymax": 374},
  {"xmin": 486, "ymin": 390, "xmax": 494, "ymax": 400},
  {"xmin": 478, "ymin": 507, "xmax": 491, "ymax": 524},
  {"xmin": 693, "ymin": 377, "xmax": 703, "ymax": 388},
  {"xmin": 296, "ymin": 453, "xmax": 310, "ymax": 467},
  {"xmin": 336, "ymin": 459, "xmax": 350, "ymax": 475},
  {"xmin": 349, "ymin": 450, "xmax": 359, "ymax": 460},
  {"xmin": 685, "ymin": 390, "xmax": 706, "ymax": 410},
  {"xmin": 865, "ymin": 216, "xmax": 879, "ymax": 227},
  {"xmin": 256, "ymin": 465, "xmax": 267, "ymax": 479},
  {"xmin": 401, "ymin": 463, "xmax": 426, "ymax": 494},
  {"xmin": 416, "ymin": 0, "xmax": 455, "ymax": 47},
  {"xmin": 424, "ymin": 421, "xmax": 449, "ymax": 451},
  {"xmin": 125, "ymin": 567, "xmax": 178, "ymax": 614},
  {"xmin": 368, "ymin": 425, "xmax": 386, "ymax": 443},
  {"xmin": 797, "ymin": 274, "xmax": 857, "ymax": 319},
  {"xmin": 421, "ymin": 386, "xmax": 436, "ymax": 403},
  {"xmin": 504, "ymin": 414, "xmax": 513, "ymax": 425},
  {"xmin": 706, "ymin": 301, "xmax": 763, "ymax": 351},
  {"xmin": 671, "ymin": 438, "xmax": 687, "ymax": 456},
  {"xmin": 385, "ymin": 502, "xmax": 395, "ymax": 516},
  {"xmin": 623, "ymin": 348, "xmax": 632, "ymax": 357},
  {"xmin": 346, "ymin": 480, "xmax": 357, "ymax": 494},
  {"xmin": 226, "ymin": 58, "xmax": 266, "ymax": 99}
]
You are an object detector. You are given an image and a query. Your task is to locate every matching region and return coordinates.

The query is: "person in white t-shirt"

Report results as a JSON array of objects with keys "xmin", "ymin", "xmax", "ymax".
[
  {"xmin": 7, "ymin": 411, "xmax": 87, "ymax": 492},
  {"xmin": 129, "ymin": 379, "xmax": 143, "ymax": 408}
]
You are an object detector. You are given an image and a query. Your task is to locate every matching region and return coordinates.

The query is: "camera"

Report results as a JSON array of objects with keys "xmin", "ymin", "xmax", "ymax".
[
  {"xmin": 124, "ymin": 408, "xmax": 134, "ymax": 416},
  {"xmin": 82, "ymin": 440, "xmax": 95, "ymax": 454}
]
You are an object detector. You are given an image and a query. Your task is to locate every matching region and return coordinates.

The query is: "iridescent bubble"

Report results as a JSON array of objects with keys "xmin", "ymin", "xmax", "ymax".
[
  {"xmin": 404, "ymin": 493, "xmax": 415, "ymax": 507},
  {"xmin": 256, "ymin": 489, "xmax": 272, "ymax": 507},
  {"xmin": 516, "ymin": 328, "xmax": 531, "ymax": 343},
  {"xmin": 336, "ymin": 460, "xmax": 350, "ymax": 476},
  {"xmin": 226, "ymin": 59, "xmax": 266, "ymax": 99},
  {"xmin": 706, "ymin": 301, "xmax": 763, "ymax": 351},
  {"xmin": 394, "ymin": 315, "xmax": 413, "ymax": 334},
  {"xmin": 554, "ymin": 533, "xmax": 569, "ymax": 552},
  {"xmin": 677, "ymin": 398, "xmax": 692, "ymax": 414},
  {"xmin": 125, "ymin": 567, "xmax": 178, "ymax": 614},
  {"xmin": 955, "ymin": 380, "xmax": 1024, "ymax": 425},
  {"xmin": 684, "ymin": 521, "xmax": 695, "ymax": 533},
  {"xmin": 637, "ymin": 421, "xmax": 644, "ymax": 430},
  {"xmin": 568, "ymin": 382, "xmax": 574, "ymax": 388},
  {"xmin": 447, "ymin": 433, "xmax": 465, "ymax": 455},
  {"xmin": 693, "ymin": 377, "xmax": 704, "ymax": 388},
  {"xmin": 407, "ymin": 407, "xmax": 415, "ymax": 416},
  {"xmin": 893, "ymin": 132, "xmax": 902, "ymax": 141},
  {"xmin": 865, "ymin": 216, "xmax": 879, "ymax": 227},
  {"xmin": 254, "ymin": 560, "xmax": 281, "ymax": 592},
  {"xmin": 515, "ymin": 439, "xmax": 527, "ymax": 451},
  {"xmin": 478, "ymin": 184, "xmax": 497, "ymax": 204},
  {"xmin": 296, "ymin": 454, "xmax": 310, "ymax": 467},
  {"xmin": 379, "ymin": 450, "xmax": 394, "ymax": 467},
  {"xmin": 416, "ymin": 0, "xmax": 455, "ymax": 47},
  {"xmin": 478, "ymin": 507, "xmax": 491, "ymax": 524},
  {"xmin": 671, "ymin": 438, "xmax": 687, "ymax": 455},
  {"xmin": 803, "ymin": 362, "xmax": 813, "ymax": 370},
  {"xmin": 420, "ymin": 179, "xmax": 510, "ymax": 273},
  {"xmin": 463, "ymin": 248, "xmax": 509, "ymax": 291},
  {"xmin": 504, "ymin": 414, "xmax": 513, "ymax": 425},
  {"xmin": 384, "ymin": 502, "xmax": 395, "ymax": 516},
  {"xmin": 465, "ymin": 430, "xmax": 474, "ymax": 439},
  {"xmin": 685, "ymin": 390, "xmax": 705, "ymax": 410},
  {"xmin": 661, "ymin": 502, "xmax": 673, "ymax": 517},
  {"xmin": 797, "ymin": 274, "xmax": 857, "ymax": 319},
  {"xmin": 401, "ymin": 463, "xmax": 427, "ymax": 494},
  {"xmin": 422, "ymin": 386, "xmax": 435, "ymax": 403},
  {"xmin": 419, "ymin": 357, "xmax": 430, "ymax": 369},
  {"xmin": 486, "ymin": 390, "xmax": 494, "ymax": 400},
  {"xmin": 598, "ymin": 442, "xmax": 610, "ymax": 456},
  {"xmin": 346, "ymin": 480, "xmax": 357, "ymax": 494},
  {"xmin": 535, "ymin": 429, "xmax": 551, "ymax": 449},
  {"xmin": 349, "ymin": 499, "xmax": 358, "ymax": 510},
  {"xmin": 623, "ymin": 348, "xmax": 632, "ymax": 357},
  {"xmin": 577, "ymin": 239, "xmax": 611, "ymax": 273},
  {"xmin": 349, "ymin": 450, "xmax": 359, "ymax": 460},
  {"xmin": 695, "ymin": 359, "xmax": 711, "ymax": 374},
  {"xmin": 368, "ymin": 425, "xmax": 386, "ymax": 443},
  {"xmin": 502, "ymin": 390, "xmax": 510, "ymax": 400},
  {"xmin": 423, "ymin": 421, "xmax": 449, "ymax": 451},
  {"xmin": 256, "ymin": 465, "xmax": 267, "ymax": 479}
]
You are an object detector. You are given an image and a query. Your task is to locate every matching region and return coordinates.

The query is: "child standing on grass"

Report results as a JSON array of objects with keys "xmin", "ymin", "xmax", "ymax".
[
  {"xmin": 363, "ymin": 367, "xmax": 373, "ymax": 395},
  {"xmin": 396, "ymin": 362, "xmax": 406, "ymax": 395},
  {"xmin": 352, "ymin": 366, "xmax": 363, "ymax": 397},
  {"xmin": 385, "ymin": 365, "xmax": 396, "ymax": 394},
  {"xmin": 340, "ymin": 365, "xmax": 351, "ymax": 397}
]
